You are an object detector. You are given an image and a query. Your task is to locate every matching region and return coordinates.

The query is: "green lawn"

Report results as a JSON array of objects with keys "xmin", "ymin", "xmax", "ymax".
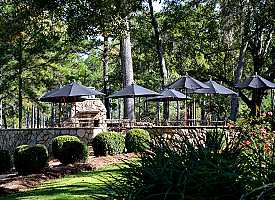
[{"xmin": 0, "ymin": 165, "xmax": 121, "ymax": 200}]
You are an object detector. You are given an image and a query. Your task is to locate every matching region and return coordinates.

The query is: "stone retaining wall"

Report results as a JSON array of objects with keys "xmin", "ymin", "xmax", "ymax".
[
  {"xmin": 0, "ymin": 128, "xmax": 105, "ymax": 153},
  {"xmin": 0, "ymin": 126, "xmax": 228, "ymax": 153}
]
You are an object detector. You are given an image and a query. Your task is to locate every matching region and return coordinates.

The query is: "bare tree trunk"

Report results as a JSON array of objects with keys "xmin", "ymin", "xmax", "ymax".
[
  {"xmin": 18, "ymin": 38, "xmax": 23, "ymax": 128},
  {"xmin": 121, "ymin": 17, "xmax": 135, "ymax": 120},
  {"xmin": 103, "ymin": 35, "xmax": 111, "ymax": 119},
  {"xmin": 230, "ymin": 42, "xmax": 248, "ymax": 121},
  {"xmin": 148, "ymin": 0, "xmax": 168, "ymax": 87}
]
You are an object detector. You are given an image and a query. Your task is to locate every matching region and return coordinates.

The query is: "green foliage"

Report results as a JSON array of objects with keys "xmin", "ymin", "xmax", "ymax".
[
  {"xmin": 52, "ymin": 135, "xmax": 80, "ymax": 160},
  {"xmin": 0, "ymin": 150, "xmax": 12, "ymax": 173},
  {"xmin": 205, "ymin": 129, "xmax": 225, "ymax": 151},
  {"xmin": 92, "ymin": 131, "xmax": 125, "ymax": 156},
  {"xmin": 236, "ymin": 115, "xmax": 275, "ymax": 190},
  {"xmin": 125, "ymin": 129, "xmax": 150, "ymax": 153},
  {"xmin": 58, "ymin": 140, "xmax": 88, "ymax": 165},
  {"xmin": 14, "ymin": 144, "xmax": 49, "ymax": 175},
  {"xmin": 104, "ymin": 127, "xmax": 275, "ymax": 199},
  {"xmin": 240, "ymin": 183, "xmax": 275, "ymax": 200}
]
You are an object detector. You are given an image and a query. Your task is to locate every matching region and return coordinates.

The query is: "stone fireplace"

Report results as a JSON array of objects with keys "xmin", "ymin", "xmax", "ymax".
[{"xmin": 62, "ymin": 98, "xmax": 107, "ymax": 129}]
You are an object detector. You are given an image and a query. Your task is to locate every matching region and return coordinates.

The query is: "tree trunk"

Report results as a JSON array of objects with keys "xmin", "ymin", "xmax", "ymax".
[
  {"xmin": 230, "ymin": 41, "xmax": 248, "ymax": 121},
  {"xmin": 251, "ymin": 89, "xmax": 262, "ymax": 116},
  {"xmin": 18, "ymin": 38, "xmax": 23, "ymax": 128},
  {"xmin": 0, "ymin": 100, "xmax": 2, "ymax": 128},
  {"xmin": 148, "ymin": 0, "xmax": 168, "ymax": 87},
  {"xmin": 2, "ymin": 104, "xmax": 7, "ymax": 129},
  {"xmin": 102, "ymin": 35, "xmax": 111, "ymax": 119},
  {"xmin": 121, "ymin": 17, "xmax": 135, "ymax": 120}
]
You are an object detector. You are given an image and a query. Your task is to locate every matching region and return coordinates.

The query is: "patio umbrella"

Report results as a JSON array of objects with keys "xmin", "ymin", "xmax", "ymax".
[
  {"xmin": 108, "ymin": 83, "xmax": 160, "ymax": 120},
  {"xmin": 39, "ymin": 83, "xmax": 104, "ymax": 102},
  {"xmin": 109, "ymin": 83, "xmax": 160, "ymax": 98},
  {"xmin": 169, "ymin": 74, "xmax": 209, "ymax": 126},
  {"xmin": 147, "ymin": 89, "xmax": 190, "ymax": 125},
  {"xmin": 195, "ymin": 80, "xmax": 237, "ymax": 95},
  {"xmin": 147, "ymin": 88, "xmax": 190, "ymax": 101},
  {"xmin": 169, "ymin": 74, "xmax": 209, "ymax": 90},
  {"xmin": 235, "ymin": 74, "xmax": 275, "ymax": 89},
  {"xmin": 39, "ymin": 82, "xmax": 104, "ymax": 126},
  {"xmin": 195, "ymin": 79, "xmax": 237, "ymax": 125},
  {"xmin": 236, "ymin": 74, "xmax": 275, "ymax": 116}
]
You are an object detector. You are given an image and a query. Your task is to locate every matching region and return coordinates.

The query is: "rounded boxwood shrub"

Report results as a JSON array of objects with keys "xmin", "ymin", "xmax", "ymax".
[
  {"xmin": 0, "ymin": 150, "xmax": 12, "ymax": 173},
  {"xmin": 92, "ymin": 131, "xmax": 125, "ymax": 156},
  {"xmin": 125, "ymin": 129, "xmax": 150, "ymax": 153},
  {"xmin": 14, "ymin": 144, "xmax": 49, "ymax": 175},
  {"xmin": 52, "ymin": 135, "xmax": 80, "ymax": 160},
  {"xmin": 58, "ymin": 140, "xmax": 88, "ymax": 165}
]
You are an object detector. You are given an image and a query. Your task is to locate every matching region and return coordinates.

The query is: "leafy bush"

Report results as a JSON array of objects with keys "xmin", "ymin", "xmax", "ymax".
[
  {"xmin": 105, "ymin": 128, "xmax": 250, "ymax": 200},
  {"xmin": 52, "ymin": 135, "xmax": 80, "ymax": 160},
  {"xmin": 104, "ymin": 122, "xmax": 275, "ymax": 200},
  {"xmin": 58, "ymin": 140, "xmax": 88, "ymax": 165},
  {"xmin": 92, "ymin": 131, "xmax": 125, "ymax": 156},
  {"xmin": 205, "ymin": 129, "xmax": 225, "ymax": 151},
  {"xmin": 0, "ymin": 150, "xmax": 12, "ymax": 173},
  {"xmin": 14, "ymin": 144, "xmax": 48, "ymax": 175},
  {"xmin": 125, "ymin": 128, "xmax": 150, "ymax": 153},
  {"xmin": 240, "ymin": 183, "xmax": 275, "ymax": 200}
]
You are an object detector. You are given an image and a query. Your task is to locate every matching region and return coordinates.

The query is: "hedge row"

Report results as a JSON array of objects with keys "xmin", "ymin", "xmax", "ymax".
[
  {"xmin": 92, "ymin": 129, "xmax": 151, "ymax": 156},
  {"xmin": 0, "ymin": 135, "xmax": 88, "ymax": 175},
  {"xmin": 0, "ymin": 129, "xmax": 150, "ymax": 173}
]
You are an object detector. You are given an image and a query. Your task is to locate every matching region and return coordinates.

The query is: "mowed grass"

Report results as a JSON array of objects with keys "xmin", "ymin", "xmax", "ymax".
[{"xmin": 0, "ymin": 165, "xmax": 122, "ymax": 200}]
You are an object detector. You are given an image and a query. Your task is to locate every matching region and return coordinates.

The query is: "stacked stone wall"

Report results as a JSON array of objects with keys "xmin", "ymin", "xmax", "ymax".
[
  {"xmin": 0, "ymin": 128, "xmax": 104, "ymax": 153},
  {"xmin": 0, "ymin": 126, "xmax": 229, "ymax": 153}
]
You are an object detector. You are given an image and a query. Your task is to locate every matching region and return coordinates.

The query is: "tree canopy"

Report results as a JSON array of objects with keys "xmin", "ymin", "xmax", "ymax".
[{"xmin": 0, "ymin": 0, "xmax": 274, "ymax": 127}]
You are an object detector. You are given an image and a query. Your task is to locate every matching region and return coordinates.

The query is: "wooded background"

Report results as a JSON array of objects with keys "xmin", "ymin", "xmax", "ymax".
[{"xmin": 0, "ymin": 0, "xmax": 274, "ymax": 128}]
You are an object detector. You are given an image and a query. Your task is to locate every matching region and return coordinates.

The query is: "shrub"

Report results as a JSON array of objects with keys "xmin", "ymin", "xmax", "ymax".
[
  {"xmin": 106, "ymin": 128, "xmax": 246, "ymax": 200},
  {"xmin": 52, "ymin": 135, "xmax": 80, "ymax": 160},
  {"xmin": 205, "ymin": 129, "xmax": 225, "ymax": 151},
  {"xmin": 58, "ymin": 140, "xmax": 88, "ymax": 165},
  {"xmin": 0, "ymin": 150, "xmax": 12, "ymax": 173},
  {"xmin": 92, "ymin": 131, "xmax": 125, "ymax": 156},
  {"xmin": 125, "ymin": 129, "xmax": 150, "ymax": 153},
  {"xmin": 14, "ymin": 144, "xmax": 48, "ymax": 175}
]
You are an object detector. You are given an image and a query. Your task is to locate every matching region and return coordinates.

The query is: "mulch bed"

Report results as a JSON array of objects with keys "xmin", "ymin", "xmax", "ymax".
[{"xmin": 0, "ymin": 153, "xmax": 136, "ymax": 196}]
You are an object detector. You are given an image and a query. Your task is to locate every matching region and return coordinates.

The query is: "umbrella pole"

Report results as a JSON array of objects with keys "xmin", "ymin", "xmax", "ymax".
[
  {"xmin": 133, "ymin": 97, "xmax": 136, "ymax": 126},
  {"xmin": 194, "ymin": 99, "xmax": 196, "ymax": 126},
  {"xmin": 58, "ymin": 103, "xmax": 61, "ymax": 127},
  {"xmin": 209, "ymin": 94, "xmax": 211, "ymax": 125},
  {"xmin": 50, "ymin": 103, "xmax": 53, "ymax": 127},
  {"xmin": 177, "ymin": 100, "xmax": 179, "ymax": 126},
  {"xmin": 191, "ymin": 96, "xmax": 194, "ymax": 126},
  {"xmin": 139, "ymin": 97, "xmax": 141, "ymax": 121},
  {"xmin": 110, "ymin": 98, "xmax": 112, "ymax": 120},
  {"xmin": 184, "ymin": 89, "xmax": 187, "ymax": 126},
  {"xmin": 167, "ymin": 100, "xmax": 170, "ymax": 125},
  {"xmin": 118, "ymin": 99, "xmax": 121, "ymax": 120},
  {"xmin": 157, "ymin": 100, "xmax": 160, "ymax": 125},
  {"xmin": 145, "ymin": 97, "xmax": 148, "ymax": 120},
  {"xmin": 271, "ymin": 89, "xmax": 274, "ymax": 114}
]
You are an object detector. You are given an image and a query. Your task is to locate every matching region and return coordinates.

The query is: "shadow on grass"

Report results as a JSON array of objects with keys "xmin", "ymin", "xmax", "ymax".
[{"xmin": 0, "ymin": 167, "xmax": 123, "ymax": 200}]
